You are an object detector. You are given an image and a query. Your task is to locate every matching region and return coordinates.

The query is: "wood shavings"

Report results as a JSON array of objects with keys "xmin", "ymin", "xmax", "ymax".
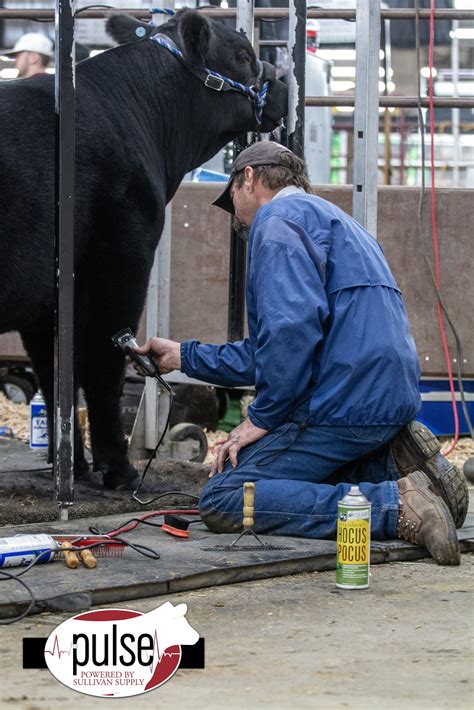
[
  {"xmin": 0, "ymin": 392, "xmax": 29, "ymax": 442},
  {"xmin": 205, "ymin": 429, "xmax": 229, "ymax": 465},
  {"xmin": 1, "ymin": 388, "xmax": 473, "ymax": 473},
  {"xmin": 441, "ymin": 436, "xmax": 474, "ymax": 472}
]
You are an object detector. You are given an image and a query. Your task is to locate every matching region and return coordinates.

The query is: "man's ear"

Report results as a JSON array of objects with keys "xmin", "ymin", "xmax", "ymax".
[
  {"xmin": 243, "ymin": 166, "xmax": 255, "ymax": 190},
  {"xmin": 177, "ymin": 9, "xmax": 210, "ymax": 65}
]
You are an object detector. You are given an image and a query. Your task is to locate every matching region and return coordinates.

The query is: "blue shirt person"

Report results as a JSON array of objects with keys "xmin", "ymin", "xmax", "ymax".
[{"xmin": 135, "ymin": 142, "xmax": 463, "ymax": 565}]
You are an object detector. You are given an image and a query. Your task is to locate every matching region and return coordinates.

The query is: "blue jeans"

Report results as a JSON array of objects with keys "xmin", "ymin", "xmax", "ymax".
[{"xmin": 199, "ymin": 399, "xmax": 403, "ymax": 540}]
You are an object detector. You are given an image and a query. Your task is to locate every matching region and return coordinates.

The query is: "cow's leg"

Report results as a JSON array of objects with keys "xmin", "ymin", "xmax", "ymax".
[
  {"xmin": 79, "ymin": 332, "xmax": 138, "ymax": 490},
  {"xmin": 20, "ymin": 326, "xmax": 90, "ymax": 478},
  {"xmin": 76, "ymin": 227, "xmax": 161, "ymax": 491}
]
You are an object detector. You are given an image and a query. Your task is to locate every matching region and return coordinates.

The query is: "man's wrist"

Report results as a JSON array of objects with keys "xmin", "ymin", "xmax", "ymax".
[{"xmin": 173, "ymin": 341, "xmax": 182, "ymax": 370}]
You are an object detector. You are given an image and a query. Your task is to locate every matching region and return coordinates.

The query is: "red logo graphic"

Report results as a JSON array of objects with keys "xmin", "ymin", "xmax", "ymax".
[{"xmin": 44, "ymin": 603, "xmax": 198, "ymax": 697}]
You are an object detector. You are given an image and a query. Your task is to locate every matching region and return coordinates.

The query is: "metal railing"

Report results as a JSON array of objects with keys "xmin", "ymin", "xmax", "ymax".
[
  {"xmin": 2, "ymin": 7, "xmax": 473, "ymax": 115},
  {"xmin": 1, "ymin": 8, "xmax": 474, "ymax": 20}
]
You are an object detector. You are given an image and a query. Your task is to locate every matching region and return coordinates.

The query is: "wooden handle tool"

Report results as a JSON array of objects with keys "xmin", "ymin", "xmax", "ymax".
[
  {"xmin": 79, "ymin": 549, "xmax": 97, "ymax": 569},
  {"xmin": 61, "ymin": 542, "xmax": 80, "ymax": 569},
  {"xmin": 243, "ymin": 482, "xmax": 255, "ymax": 529}
]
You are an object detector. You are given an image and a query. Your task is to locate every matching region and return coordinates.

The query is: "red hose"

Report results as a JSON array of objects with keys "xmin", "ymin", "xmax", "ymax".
[{"xmin": 428, "ymin": 0, "xmax": 459, "ymax": 455}]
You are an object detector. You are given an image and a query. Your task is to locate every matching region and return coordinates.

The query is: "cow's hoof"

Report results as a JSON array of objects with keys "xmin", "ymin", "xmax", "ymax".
[
  {"xmin": 103, "ymin": 464, "xmax": 140, "ymax": 491},
  {"xmin": 75, "ymin": 459, "xmax": 90, "ymax": 479},
  {"xmin": 75, "ymin": 461, "xmax": 101, "ymax": 488}
]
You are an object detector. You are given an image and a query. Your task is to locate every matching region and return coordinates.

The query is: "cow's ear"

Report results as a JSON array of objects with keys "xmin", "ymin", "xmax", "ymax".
[
  {"xmin": 178, "ymin": 9, "xmax": 210, "ymax": 65},
  {"xmin": 106, "ymin": 15, "xmax": 155, "ymax": 45}
]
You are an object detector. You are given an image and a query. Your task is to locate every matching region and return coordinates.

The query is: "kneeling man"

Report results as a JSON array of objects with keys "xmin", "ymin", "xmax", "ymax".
[{"xmin": 136, "ymin": 142, "xmax": 467, "ymax": 566}]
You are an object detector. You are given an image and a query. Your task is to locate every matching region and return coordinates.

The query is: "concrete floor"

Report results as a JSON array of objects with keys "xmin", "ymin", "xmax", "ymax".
[{"xmin": 1, "ymin": 554, "xmax": 473, "ymax": 710}]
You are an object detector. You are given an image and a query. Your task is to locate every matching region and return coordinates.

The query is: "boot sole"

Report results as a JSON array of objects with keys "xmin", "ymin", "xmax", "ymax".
[
  {"xmin": 393, "ymin": 421, "xmax": 468, "ymax": 529},
  {"xmin": 408, "ymin": 470, "xmax": 461, "ymax": 566}
]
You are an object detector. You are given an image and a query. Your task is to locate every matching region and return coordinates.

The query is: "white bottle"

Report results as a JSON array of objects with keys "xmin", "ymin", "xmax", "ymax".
[
  {"xmin": 30, "ymin": 390, "xmax": 48, "ymax": 449},
  {"xmin": 0, "ymin": 534, "xmax": 58, "ymax": 567}
]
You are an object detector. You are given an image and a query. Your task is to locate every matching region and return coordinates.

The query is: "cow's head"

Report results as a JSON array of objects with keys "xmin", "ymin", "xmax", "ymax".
[{"xmin": 106, "ymin": 11, "xmax": 287, "ymax": 135}]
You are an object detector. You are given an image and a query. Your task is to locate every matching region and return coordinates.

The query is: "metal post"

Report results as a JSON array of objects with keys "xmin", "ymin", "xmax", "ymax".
[
  {"xmin": 227, "ymin": 0, "xmax": 254, "ymax": 343},
  {"xmin": 54, "ymin": 0, "xmax": 75, "ymax": 521},
  {"xmin": 287, "ymin": 0, "xmax": 306, "ymax": 158},
  {"xmin": 145, "ymin": 0, "xmax": 173, "ymax": 451},
  {"xmin": 352, "ymin": 0, "xmax": 381, "ymax": 235},
  {"xmin": 382, "ymin": 18, "xmax": 392, "ymax": 186},
  {"xmin": 236, "ymin": 0, "xmax": 254, "ymax": 40},
  {"xmin": 451, "ymin": 19, "xmax": 460, "ymax": 186}
]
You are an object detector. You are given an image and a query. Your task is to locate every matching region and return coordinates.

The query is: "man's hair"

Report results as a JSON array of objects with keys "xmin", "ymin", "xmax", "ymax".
[
  {"xmin": 233, "ymin": 151, "xmax": 313, "ymax": 194},
  {"xmin": 39, "ymin": 53, "xmax": 50, "ymax": 68}
]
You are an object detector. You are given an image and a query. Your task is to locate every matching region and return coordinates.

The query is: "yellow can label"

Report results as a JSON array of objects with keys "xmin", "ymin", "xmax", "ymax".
[
  {"xmin": 336, "ymin": 505, "xmax": 371, "ymax": 587},
  {"xmin": 337, "ymin": 519, "xmax": 370, "ymax": 564}
]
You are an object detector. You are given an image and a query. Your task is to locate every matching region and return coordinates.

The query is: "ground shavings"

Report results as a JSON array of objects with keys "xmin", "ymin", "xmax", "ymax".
[
  {"xmin": 0, "ymin": 392, "xmax": 472, "ymax": 471},
  {"xmin": 0, "ymin": 392, "xmax": 29, "ymax": 442}
]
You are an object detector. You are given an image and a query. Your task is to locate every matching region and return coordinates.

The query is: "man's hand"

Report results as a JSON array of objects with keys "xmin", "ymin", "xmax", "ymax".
[
  {"xmin": 210, "ymin": 417, "xmax": 268, "ymax": 477},
  {"xmin": 133, "ymin": 337, "xmax": 181, "ymax": 375}
]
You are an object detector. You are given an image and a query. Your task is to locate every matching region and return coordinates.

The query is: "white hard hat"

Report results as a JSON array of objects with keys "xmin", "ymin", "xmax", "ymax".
[{"xmin": 4, "ymin": 33, "xmax": 54, "ymax": 58}]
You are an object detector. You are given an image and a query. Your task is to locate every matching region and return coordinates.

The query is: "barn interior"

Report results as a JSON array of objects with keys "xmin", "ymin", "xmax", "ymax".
[{"xmin": 0, "ymin": 2, "xmax": 473, "ymax": 707}]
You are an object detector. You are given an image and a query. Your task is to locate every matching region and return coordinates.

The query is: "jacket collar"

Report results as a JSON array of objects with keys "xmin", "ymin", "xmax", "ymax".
[{"xmin": 272, "ymin": 186, "xmax": 307, "ymax": 201}]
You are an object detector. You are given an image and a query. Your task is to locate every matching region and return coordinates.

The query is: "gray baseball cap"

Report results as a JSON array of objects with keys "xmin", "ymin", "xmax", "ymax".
[{"xmin": 212, "ymin": 141, "xmax": 293, "ymax": 214}]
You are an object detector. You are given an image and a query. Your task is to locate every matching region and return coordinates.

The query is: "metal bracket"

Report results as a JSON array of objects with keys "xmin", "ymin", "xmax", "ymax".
[{"xmin": 205, "ymin": 74, "xmax": 225, "ymax": 91}]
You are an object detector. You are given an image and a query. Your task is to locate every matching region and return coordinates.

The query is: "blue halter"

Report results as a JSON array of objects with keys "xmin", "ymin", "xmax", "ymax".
[{"xmin": 144, "ymin": 29, "xmax": 269, "ymax": 126}]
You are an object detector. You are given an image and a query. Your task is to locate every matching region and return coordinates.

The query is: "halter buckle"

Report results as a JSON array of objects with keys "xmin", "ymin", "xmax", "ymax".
[{"xmin": 205, "ymin": 74, "xmax": 225, "ymax": 91}]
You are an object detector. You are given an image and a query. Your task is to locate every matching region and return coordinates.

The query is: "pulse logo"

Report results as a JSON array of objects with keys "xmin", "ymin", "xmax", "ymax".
[{"xmin": 44, "ymin": 603, "xmax": 199, "ymax": 697}]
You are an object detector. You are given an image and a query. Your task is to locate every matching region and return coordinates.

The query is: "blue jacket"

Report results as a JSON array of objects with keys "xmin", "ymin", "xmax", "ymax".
[{"xmin": 180, "ymin": 191, "xmax": 421, "ymax": 430}]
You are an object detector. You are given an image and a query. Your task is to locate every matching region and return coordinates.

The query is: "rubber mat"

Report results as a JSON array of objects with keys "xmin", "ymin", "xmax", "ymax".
[{"xmin": 0, "ymin": 511, "xmax": 472, "ymax": 619}]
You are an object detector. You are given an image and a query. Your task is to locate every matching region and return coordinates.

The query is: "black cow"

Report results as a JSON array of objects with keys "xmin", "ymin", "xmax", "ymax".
[{"xmin": 0, "ymin": 10, "xmax": 287, "ymax": 489}]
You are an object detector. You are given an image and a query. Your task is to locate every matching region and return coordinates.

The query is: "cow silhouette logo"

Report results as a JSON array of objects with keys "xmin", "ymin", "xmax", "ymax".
[{"xmin": 44, "ymin": 602, "xmax": 199, "ymax": 697}]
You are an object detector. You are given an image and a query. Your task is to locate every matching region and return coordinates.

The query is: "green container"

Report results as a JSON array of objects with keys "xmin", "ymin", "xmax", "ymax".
[{"xmin": 336, "ymin": 485, "xmax": 371, "ymax": 589}]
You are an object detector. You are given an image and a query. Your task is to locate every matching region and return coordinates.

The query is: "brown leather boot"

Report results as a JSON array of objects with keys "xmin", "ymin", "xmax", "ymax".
[
  {"xmin": 397, "ymin": 471, "xmax": 460, "ymax": 566},
  {"xmin": 391, "ymin": 421, "xmax": 468, "ymax": 529}
]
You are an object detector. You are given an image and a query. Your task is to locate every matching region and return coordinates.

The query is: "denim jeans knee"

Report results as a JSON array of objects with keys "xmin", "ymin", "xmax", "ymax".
[
  {"xmin": 198, "ymin": 422, "xmax": 402, "ymax": 540},
  {"xmin": 199, "ymin": 476, "xmax": 243, "ymax": 533}
]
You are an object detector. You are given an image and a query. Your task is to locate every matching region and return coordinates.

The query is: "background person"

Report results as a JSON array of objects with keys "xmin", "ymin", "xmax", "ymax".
[
  {"xmin": 136, "ymin": 142, "xmax": 467, "ymax": 566},
  {"xmin": 4, "ymin": 33, "xmax": 53, "ymax": 78}
]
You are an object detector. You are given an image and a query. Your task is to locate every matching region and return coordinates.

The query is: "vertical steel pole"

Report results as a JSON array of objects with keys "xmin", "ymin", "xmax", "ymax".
[
  {"xmin": 227, "ymin": 0, "xmax": 254, "ymax": 342},
  {"xmin": 287, "ymin": 0, "xmax": 306, "ymax": 158},
  {"xmin": 352, "ymin": 0, "xmax": 381, "ymax": 235},
  {"xmin": 451, "ymin": 19, "xmax": 460, "ymax": 186},
  {"xmin": 236, "ymin": 0, "xmax": 254, "ymax": 40},
  {"xmin": 54, "ymin": 0, "xmax": 75, "ymax": 521},
  {"xmin": 145, "ymin": 0, "xmax": 173, "ymax": 451},
  {"xmin": 382, "ymin": 19, "xmax": 392, "ymax": 186}
]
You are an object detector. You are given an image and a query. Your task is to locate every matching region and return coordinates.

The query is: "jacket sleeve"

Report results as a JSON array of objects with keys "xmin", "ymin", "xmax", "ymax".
[
  {"xmin": 247, "ymin": 218, "xmax": 329, "ymax": 430},
  {"xmin": 180, "ymin": 338, "xmax": 256, "ymax": 387}
]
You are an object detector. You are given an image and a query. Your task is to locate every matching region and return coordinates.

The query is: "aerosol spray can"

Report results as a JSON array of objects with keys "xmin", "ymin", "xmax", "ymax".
[
  {"xmin": 0, "ymin": 534, "xmax": 58, "ymax": 568},
  {"xmin": 30, "ymin": 390, "xmax": 48, "ymax": 449},
  {"xmin": 336, "ymin": 485, "xmax": 371, "ymax": 589}
]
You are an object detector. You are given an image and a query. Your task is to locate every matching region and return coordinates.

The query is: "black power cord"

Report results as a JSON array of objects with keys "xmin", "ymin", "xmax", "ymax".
[
  {"xmin": 0, "ymin": 536, "xmax": 161, "ymax": 625},
  {"xmin": 131, "ymin": 373, "xmax": 178, "ymax": 506}
]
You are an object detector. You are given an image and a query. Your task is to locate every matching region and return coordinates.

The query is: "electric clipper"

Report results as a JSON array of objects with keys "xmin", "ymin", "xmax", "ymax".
[{"xmin": 111, "ymin": 328, "xmax": 159, "ymax": 377}]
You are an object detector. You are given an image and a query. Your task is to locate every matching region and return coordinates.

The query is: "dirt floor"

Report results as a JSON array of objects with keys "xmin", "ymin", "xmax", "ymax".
[
  {"xmin": 0, "ymin": 437, "xmax": 209, "ymax": 525},
  {"xmin": 1, "ymin": 555, "xmax": 472, "ymax": 709}
]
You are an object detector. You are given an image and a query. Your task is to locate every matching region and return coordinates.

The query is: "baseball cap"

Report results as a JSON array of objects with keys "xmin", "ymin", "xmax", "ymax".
[
  {"xmin": 4, "ymin": 33, "xmax": 54, "ymax": 58},
  {"xmin": 212, "ymin": 142, "xmax": 294, "ymax": 214}
]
